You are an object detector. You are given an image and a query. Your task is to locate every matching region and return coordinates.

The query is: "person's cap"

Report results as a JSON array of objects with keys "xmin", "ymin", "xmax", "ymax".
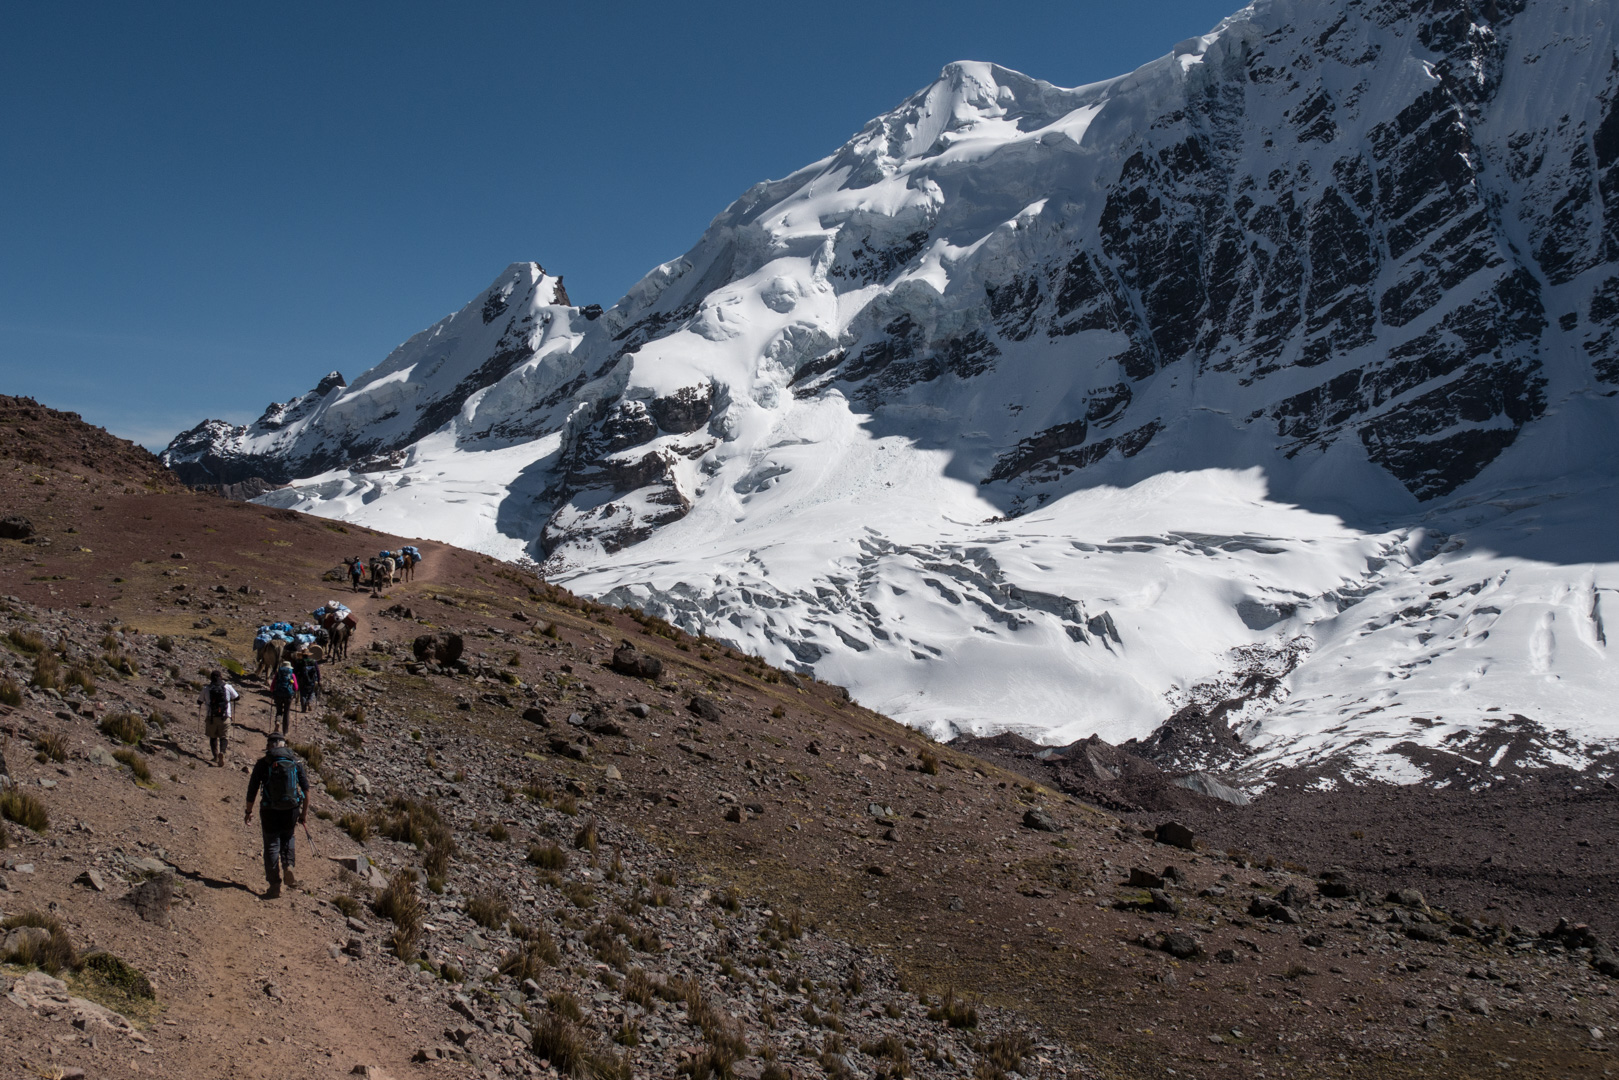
[{"xmin": 266, "ymin": 732, "xmax": 286, "ymax": 745}]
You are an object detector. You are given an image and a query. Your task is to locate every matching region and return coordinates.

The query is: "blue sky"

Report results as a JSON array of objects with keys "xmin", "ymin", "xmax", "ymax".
[{"xmin": 1, "ymin": 0, "xmax": 1240, "ymax": 449}]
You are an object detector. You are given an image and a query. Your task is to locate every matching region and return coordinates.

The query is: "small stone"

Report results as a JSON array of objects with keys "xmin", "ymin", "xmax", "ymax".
[
  {"xmin": 1147, "ymin": 889, "xmax": 1179, "ymax": 914},
  {"xmin": 626, "ymin": 703, "xmax": 652, "ymax": 719},
  {"xmin": 75, "ymin": 869, "xmax": 107, "ymax": 892},
  {"xmin": 946, "ymin": 895, "xmax": 965, "ymax": 912},
  {"xmin": 723, "ymin": 806, "xmax": 744, "ymax": 823},
  {"xmin": 604, "ymin": 765, "xmax": 622, "ymax": 781}
]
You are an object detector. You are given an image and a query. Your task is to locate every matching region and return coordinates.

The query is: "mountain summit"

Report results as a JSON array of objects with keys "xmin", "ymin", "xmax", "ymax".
[{"xmin": 167, "ymin": 0, "xmax": 1619, "ymax": 782}]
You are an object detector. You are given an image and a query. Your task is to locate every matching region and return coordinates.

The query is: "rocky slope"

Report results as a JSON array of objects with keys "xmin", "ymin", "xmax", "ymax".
[{"xmin": 166, "ymin": 0, "xmax": 1619, "ymax": 781}]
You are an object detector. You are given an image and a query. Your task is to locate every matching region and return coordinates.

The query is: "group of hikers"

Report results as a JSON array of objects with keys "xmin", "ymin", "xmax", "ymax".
[
  {"xmin": 346, "ymin": 545, "xmax": 420, "ymax": 596},
  {"xmin": 194, "ymin": 546, "xmax": 424, "ymax": 899},
  {"xmin": 196, "ymin": 668, "xmax": 310, "ymax": 898}
]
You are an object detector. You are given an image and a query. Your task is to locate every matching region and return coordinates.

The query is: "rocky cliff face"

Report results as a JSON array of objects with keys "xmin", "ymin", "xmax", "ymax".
[{"xmin": 172, "ymin": 0, "xmax": 1619, "ymax": 776}]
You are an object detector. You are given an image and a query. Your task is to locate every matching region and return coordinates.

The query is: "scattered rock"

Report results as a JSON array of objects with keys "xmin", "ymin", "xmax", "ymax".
[
  {"xmin": 1129, "ymin": 868, "xmax": 1165, "ymax": 889},
  {"xmin": 0, "ymin": 515, "xmax": 35, "ymax": 540},
  {"xmin": 611, "ymin": 641, "xmax": 663, "ymax": 680},
  {"xmin": 687, "ymin": 695, "xmax": 722, "ymax": 721},
  {"xmin": 412, "ymin": 632, "xmax": 464, "ymax": 665},
  {"xmin": 1021, "ymin": 807, "xmax": 1060, "ymax": 832},
  {"xmin": 1248, "ymin": 895, "xmax": 1301, "ymax": 924},
  {"xmin": 1154, "ymin": 821, "xmax": 1196, "ymax": 850},
  {"xmin": 127, "ymin": 872, "xmax": 174, "ymax": 926},
  {"xmin": 522, "ymin": 706, "xmax": 549, "ymax": 728},
  {"xmin": 626, "ymin": 702, "xmax": 651, "ymax": 718},
  {"xmin": 1170, "ymin": 771, "xmax": 1251, "ymax": 806},
  {"xmin": 74, "ymin": 869, "xmax": 107, "ymax": 892},
  {"xmin": 1162, "ymin": 932, "xmax": 1202, "ymax": 959}
]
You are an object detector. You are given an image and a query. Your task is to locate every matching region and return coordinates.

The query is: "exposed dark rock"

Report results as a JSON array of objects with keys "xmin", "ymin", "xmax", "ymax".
[
  {"xmin": 1154, "ymin": 821, "xmax": 1196, "ymax": 851},
  {"xmin": 687, "ymin": 695, "xmax": 722, "ymax": 722},
  {"xmin": 413, "ymin": 633, "xmax": 464, "ymax": 665},
  {"xmin": 0, "ymin": 516, "xmax": 35, "ymax": 540},
  {"xmin": 610, "ymin": 641, "xmax": 663, "ymax": 680},
  {"xmin": 127, "ymin": 872, "xmax": 174, "ymax": 926}
]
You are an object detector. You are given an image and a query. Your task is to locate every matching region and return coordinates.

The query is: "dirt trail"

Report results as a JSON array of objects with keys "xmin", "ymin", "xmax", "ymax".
[{"xmin": 112, "ymin": 550, "xmax": 466, "ymax": 1079}]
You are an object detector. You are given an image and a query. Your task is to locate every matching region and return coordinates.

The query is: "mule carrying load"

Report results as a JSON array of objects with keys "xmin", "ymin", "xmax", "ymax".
[
  {"xmin": 397, "ymin": 544, "xmax": 421, "ymax": 582},
  {"xmin": 314, "ymin": 600, "xmax": 357, "ymax": 660}
]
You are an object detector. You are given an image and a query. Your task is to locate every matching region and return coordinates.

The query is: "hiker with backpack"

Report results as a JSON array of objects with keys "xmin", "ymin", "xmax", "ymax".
[
  {"xmin": 294, "ymin": 652, "xmax": 321, "ymax": 713},
  {"xmin": 348, "ymin": 556, "xmax": 363, "ymax": 593},
  {"xmin": 271, "ymin": 660, "xmax": 298, "ymax": 735},
  {"xmin": 244, "ymin": 732, "xmax": 309, "ymax": 899},
  {"xmin": 197, "ymin": 669, "xmax": 240, "ymax": 767}
]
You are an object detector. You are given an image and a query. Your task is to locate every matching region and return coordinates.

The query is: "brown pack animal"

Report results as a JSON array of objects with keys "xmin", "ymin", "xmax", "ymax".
[{"xmin": 321, "ymin": 613, "xmax": 354, "ymax": 660}]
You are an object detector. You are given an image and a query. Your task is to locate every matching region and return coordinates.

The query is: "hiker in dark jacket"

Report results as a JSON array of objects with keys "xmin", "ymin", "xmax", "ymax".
[
  {"xmin": 349, "ymin": 556, "xmax": 364, "ymax": 592},
  {"xmin": 295, "ymin": 653, "xmax": 320, "ymax": 713},
  {"xmin": 197, "ymin": 669, "xmax": 240, "ymax": 767},
  {"xmin": 244, "ymin": 732, "xmax": 309, "ymax": 899}
]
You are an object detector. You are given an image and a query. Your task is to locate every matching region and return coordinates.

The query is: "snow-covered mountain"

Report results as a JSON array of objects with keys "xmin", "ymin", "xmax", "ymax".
[{"xmin": 168, "ymin": 0, "xmax": 1619, "ymax": 786}]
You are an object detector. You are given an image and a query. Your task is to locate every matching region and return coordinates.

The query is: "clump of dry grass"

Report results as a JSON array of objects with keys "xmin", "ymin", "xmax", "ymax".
[
  {"xmin": 467, "ymin": 888, "xmax": 512, "ymax": 930},
  {"xmin": 372, "ymin": 871, "xmax": 423, "ymax": 959},
  {"xmin": 99, "ymin": 711, "xmax": 146, "ymax": 745},
  {"xmin": 1, "ymin": 788, "xmax": 49, "ymax": 832},
  {"xmin": 1, "ymin": 911, "xmax": 78, "ymax": 974}
]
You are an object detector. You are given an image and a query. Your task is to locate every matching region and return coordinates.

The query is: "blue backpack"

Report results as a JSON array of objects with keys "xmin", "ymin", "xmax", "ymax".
[
  {"xmin": 264, "ymin": 749, "xmax": 304, "ymax": 811},
  {"xmin": 273, "ymin": 667, "xmax": 296, "ymax": 698}
]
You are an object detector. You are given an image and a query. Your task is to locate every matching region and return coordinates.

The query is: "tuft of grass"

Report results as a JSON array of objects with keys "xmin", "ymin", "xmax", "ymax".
[
  {"xmin": 99, "ymin": 712, "xmax": 147, "ymax": 745},
  {"xmin": 573, "ymin": 820, "xmax": 598, "ymax": 852},
  {"xmin": 1, "ymin": 788, "xmax": 49, "ymax": 832},
  {"xmin": 63, "ymin": 665, "xmax": 96, "ymax": 695},
  {"xmin": 624, "ymin": 966, "xmax": 654, "ymax": 1008},
  {"xmin": 1, "ymin": 911, "xmax": 78, "ymax": 974},
  {"xmin": 927, "ymin": 987, "xmax": 977, "ymax": 1029},
  {"xmin": 919, "ymin": 750, "xmax": 939, "ymax": 776},
  {"xmin": 290, "ymin": 741, "xmax": 324, "ymax": 771},
  {"xmin": 498, "ymin": 933, "xmax": 560, "ymax": 980},
  {"xmin": 156, "ymin": 635, "xmax": 174, "ymax": 653},
  {"xmin": 467, "ymin": 889, "xmax": 512, "ymax": 931},
  {"xmin": 528, "ymin": 842, "xmax": 568, "ymax": 870},
  {"xmin": 0, "ymin": 677, "xmax": 21, "ymax": 707},
  {"xmin": 331, "ymin": 894, "xmax": 362, "ymax": 918},
  {"xmin": 338, "ymin": 811, "xmax": 371, "ymax": 843},
  {"xmin": 33, "ymin": 731, "xmax": 67, "ymax": 763},
  {"xmin": 7, "ymin": 628, "xmax": 45, "ymax": 653},
  {"xmin": 372, "ymin": 871, "xmax": 423, "ymax": 959},
  {"xmin": 532, "ymin": 1012, "xmax": 629, "ymax": 1080},
  {"xmin": 488, "ymin": 822, "xmax": 510, "ymax": 842},
  {"xmin": 31, "ymin": 651, "xmax": 60, "ymax": 690},
  {"xmin": 112, "ymin": 748, "xmax": 154, "ymax": 785}
]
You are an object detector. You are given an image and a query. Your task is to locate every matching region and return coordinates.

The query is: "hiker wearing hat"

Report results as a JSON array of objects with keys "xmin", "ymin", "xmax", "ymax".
[
  {"xmin": 197, "ymin": 669, "xmax": 240, "ymax": 767},
  {"xmin": 270, "ymin": 660, "xmax": 298, "ymax": 735},
  {"xmin": 245, "ymin": 732, "xmax": 309, "ymax": 899},
  {"xmin": 349, "ymin": 556, "xmax": 364, "ymax": 593}
]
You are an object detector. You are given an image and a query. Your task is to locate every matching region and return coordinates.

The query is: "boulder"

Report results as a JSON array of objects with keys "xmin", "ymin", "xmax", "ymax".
[
  {"xmin": 687, "ymin": 695, "xmax": 722, "ymax": 722},
  {"xmin": 1129, "ymin": 868, "xmax": 1165, "ymax": 889},
  {"xmin": 1162, "ymin": 932, "xmax": 1202, "ymax": 959},
  {"xmin": 1022, "ymin": 807, "xmax": 1060, "ymax": 832},
  {"xmin": 521, "ymin": 706, "xmax": 549, "ymax": 728},
  {"xmin": 127, "ymin": 872, "xmax": 174, "ymax": 926},
  {"xmin": 0, "ymin": 515, "xmax": 34, "ymax": 540},
  {"xmin": 610, "ymin": 642, "xmax": 663, "ymax": 680},
  {"xmin": 412, "ymin": 632, "xmax": 464, "ymax": 665},
  {"xmin": 1154, "ymin": 821, "xmax": 1197, "ymax": 850},
  {"xmin": 1248, "ymin": 895, "xmax": 1301, "ymax": 924}
]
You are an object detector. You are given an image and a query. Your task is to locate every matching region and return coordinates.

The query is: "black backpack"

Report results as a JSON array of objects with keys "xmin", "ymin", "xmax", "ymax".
[
  {"xmin": 207, "ymin": 681, "xmax": 229, "ymax": 716},
  {"xmin": 264, "ymin": 749, "xmax": 303, "ymax": 811}
]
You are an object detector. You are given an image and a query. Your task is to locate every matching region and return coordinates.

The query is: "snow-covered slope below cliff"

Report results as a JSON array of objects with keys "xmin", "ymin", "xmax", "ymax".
[{"xmin": 181, "ymin": 0, "xmax": 1619, "ymax": 784}]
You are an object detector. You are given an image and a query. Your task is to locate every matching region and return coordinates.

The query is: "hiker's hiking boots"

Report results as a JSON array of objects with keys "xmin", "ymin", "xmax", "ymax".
[
  {"xmin": 265, "ymin": 881, "xmax": 281, "ymax": 899},
  {"xmin": 282, "ymin": 866, "xmax": 297, "ymax": 888}
]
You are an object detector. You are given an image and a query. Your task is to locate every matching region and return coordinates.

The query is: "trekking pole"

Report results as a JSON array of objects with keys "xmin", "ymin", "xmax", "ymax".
[{"xmin": 301, "ymin": 817, "xmax": 318, "ymax": 856}]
